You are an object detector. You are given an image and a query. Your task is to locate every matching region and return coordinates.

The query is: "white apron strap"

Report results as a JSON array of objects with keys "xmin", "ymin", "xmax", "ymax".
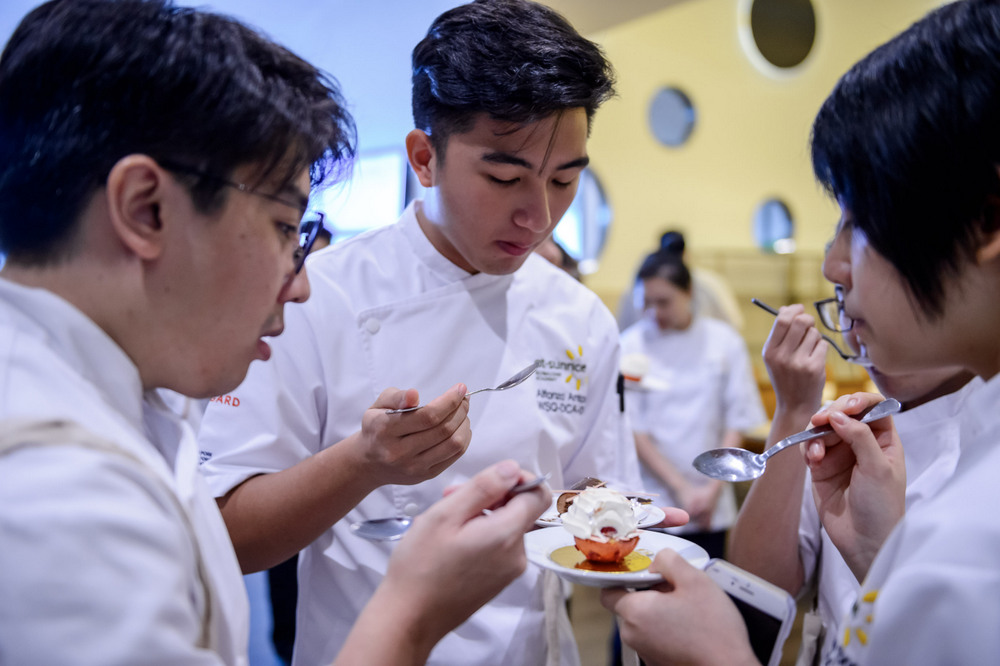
[{"xmin": 0, "ymin": 418, "xmax": 214, "ymax": 651}]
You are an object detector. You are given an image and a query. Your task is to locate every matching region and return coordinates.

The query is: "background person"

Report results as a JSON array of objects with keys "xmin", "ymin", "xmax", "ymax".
[
  {"xmin": 620, "ymin": 249, "xmax": 765, "ymax": 560},
  {"xmin": 617, "ymin": 229, "xmax": 744, "ymax": 332},
  {"xmin": 196, "ymin": 1, "xmax": 643, "ymax": 665},
  {"xmin": 0, "ymin": 1, "xmax": 550, "ymax": 664}
]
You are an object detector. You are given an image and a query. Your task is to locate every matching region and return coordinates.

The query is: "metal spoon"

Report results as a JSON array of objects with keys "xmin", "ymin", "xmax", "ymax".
[
  {"xmin": 692, "ymin": 398, "xmax": 901, "ymax": 482},
  {"xmin": 349, "ymin": 473, "xmax": 552, "ymax": 541},
  {"xmin": 385, "ymin": 360, "xmax": 542, "ymax": 414}
]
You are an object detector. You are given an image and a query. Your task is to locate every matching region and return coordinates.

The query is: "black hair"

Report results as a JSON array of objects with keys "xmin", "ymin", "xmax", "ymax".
[
  {"xmin": 659, "ymin": 230, "xmax": 686, "ymax": 255},
  {"xmin": 0, "ymin": 0, "xmax": 356, "ymax": 264},
  {"xmin": 637, "ymin": 249, "xmax": 691, "ymax": 293},
  {"xmin": 411, "ymin": 0, "xmax": 615, "ymax": 154},
  {"xmin": 810, "ymin": 0, "xmax": 1000, "ymax": 317}
]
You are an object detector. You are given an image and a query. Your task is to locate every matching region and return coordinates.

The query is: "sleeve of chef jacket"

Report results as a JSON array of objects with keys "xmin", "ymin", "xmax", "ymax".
[
  {"xmin": 559, "ymin": 302, "xmax": 643, "ymax": 492},
  {"xmin": 719, "ymin": 323, "xmax": 767, "ymax": 433},
  {"xmin": 0, "ymin": 446, "xmax": 222, "ymax": 665}
]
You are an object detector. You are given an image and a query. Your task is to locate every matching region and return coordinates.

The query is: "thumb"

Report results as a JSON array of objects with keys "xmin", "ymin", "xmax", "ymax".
[
  {"xmin": 828, "ymin": 410, "xmax": 886, "ymax": 469},
  {"xmin": 425, "ymin": 459, "xmax": 523, "ymax": 524}
]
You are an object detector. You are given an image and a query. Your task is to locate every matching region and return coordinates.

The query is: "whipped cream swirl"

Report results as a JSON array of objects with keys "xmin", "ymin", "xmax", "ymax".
[{"xmin": 561, "ymin": 488, "xmax": 639, "ymax": 543}]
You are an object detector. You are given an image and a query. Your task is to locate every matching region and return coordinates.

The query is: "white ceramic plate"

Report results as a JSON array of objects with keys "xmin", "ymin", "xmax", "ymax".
[
  {"xmin": 525, "ymin": 527, "xmax": 708, "ymax": 588},
  {"xmin": 535, "ymin": 497, "xmax": 665, "ymax": 529}
]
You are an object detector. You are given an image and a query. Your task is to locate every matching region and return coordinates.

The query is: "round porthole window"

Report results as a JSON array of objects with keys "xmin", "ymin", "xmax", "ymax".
[
  {"xmin": 753, "ymin": 198, "xmax": 795, "ymax": 254},
  {"xmin": 739, "ymin": 0, "xmax": 816, "ymax": 75},
  {"xmin": 648, "ymin": 87, "xmax": 696, "ymax": 148}
]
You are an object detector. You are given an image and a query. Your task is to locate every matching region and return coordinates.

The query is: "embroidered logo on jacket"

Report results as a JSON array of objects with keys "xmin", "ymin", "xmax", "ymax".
[{"xmin": 534, "ymin": 347, "xmax": 587, "ymax": 415}]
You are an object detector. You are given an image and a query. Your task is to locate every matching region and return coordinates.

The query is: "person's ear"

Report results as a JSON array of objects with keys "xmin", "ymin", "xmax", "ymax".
[
  {"xmin": 405, "ymin": 129, "xmax": 437, "ymax": 188},
  {"xmin": 104, "ymin": 155, "xmax": 168, "ymax": 261},
  {"xmin": 977, "ymin": 192, "xmax": 1000, "ymax": 264}
]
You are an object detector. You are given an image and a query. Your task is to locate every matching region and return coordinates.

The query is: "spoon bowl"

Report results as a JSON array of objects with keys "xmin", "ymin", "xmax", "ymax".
[
  {"xmin": 386, "ymin": 360, "xmax": 542, "ymax": 414},
  {"xmin": 350, "ymin": 473, "xmax": 552, "ymax": 541},
  {"xmin": 693, "ymin": 398, "xmax": 901, "ymax": 482}
]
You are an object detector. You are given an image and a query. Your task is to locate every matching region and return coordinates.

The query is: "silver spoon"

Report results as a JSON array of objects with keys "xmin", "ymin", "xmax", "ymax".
[
  {"xmin": 692, "ymin": 398, "xmax": 901, "ymax": 482},
  {"xmin": 385, "ymin": 360, "xmax": 542, "ymax": 414},
  {"xmin": 349, "ymin": 473, "xmax": 552, "ymax": 541}
]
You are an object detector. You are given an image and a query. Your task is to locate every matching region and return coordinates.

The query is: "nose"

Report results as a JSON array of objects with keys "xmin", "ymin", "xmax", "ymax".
[
  {"xmin": 512, "ymin": 187, "xmax": 553, "ymax": 233},
  {"xmin": 822, "ymin": 225, "xmax": 851, "ymax": 288},
  {"xmin": 279, "ymin": 265, "xmax": 311, "ymax": 304}
]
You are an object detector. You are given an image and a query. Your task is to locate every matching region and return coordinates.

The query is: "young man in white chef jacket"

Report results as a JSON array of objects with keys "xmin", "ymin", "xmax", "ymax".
[
  {"xmin": 197, "ymin": 1, "xmax": 644, "ymax": 664},
  {"xmin": 0, "ymin": 1, "xmax": 553, "ymax": 664},
  {"xmin": 728, "ymin": 304, "xmax": 977, "ymax": 663}
]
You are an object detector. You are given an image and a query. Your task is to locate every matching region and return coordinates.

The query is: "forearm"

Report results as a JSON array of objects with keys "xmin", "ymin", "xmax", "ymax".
[
  {"xmin": 331, "ymin": 582, "xmax": 438, "ymax": 666},
  {"xmin": 727, "ymin": 405, "xmax": 815, "ymax": 595},
  {"xmin": 634, "ymin": 431, "xmax": 688, "ymax": 495},
  {"xmin": 218, "ymin": 433, "xmax": 378, "ymax": 572}
]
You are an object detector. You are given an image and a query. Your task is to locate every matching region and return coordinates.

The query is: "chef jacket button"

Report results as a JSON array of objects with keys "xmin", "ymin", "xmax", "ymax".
[
  {"xmin": 364, "ymin": 318, "xmax": 380, "ymax": 334},
  {"xmin": 403, "ymin": 503, "xmax": 420, "ymax": 516}
]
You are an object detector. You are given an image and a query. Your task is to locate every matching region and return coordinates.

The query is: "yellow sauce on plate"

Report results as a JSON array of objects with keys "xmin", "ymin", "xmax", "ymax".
[{"xmin": 549, "ymin": 546, "xmax": 652, "ymax": 573}]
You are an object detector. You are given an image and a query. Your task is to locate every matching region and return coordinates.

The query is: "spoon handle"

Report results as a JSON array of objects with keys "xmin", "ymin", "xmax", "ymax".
[
  {"xmin": 758, "ymin": 398, "xmax": 902, "ymax": 462},
  {"xmin": 759, "ymin": 424, "xmax": 833, "ymax": 462}
]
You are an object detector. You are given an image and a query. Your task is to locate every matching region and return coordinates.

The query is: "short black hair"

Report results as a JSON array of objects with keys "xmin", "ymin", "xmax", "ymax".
[
  {"xmin": 0, "ymin": 0, "xmax": 356, "ymax": 264},
  {"xmin": 411, "ymin": 0, "xmax": 615, "ymax": 154},
  {"xmin": 810, "ymin": 0, "xmax": 1000, "ymax": 317},
  {"xmin": 637, "ymin": 249, "xmax": 691, "ymax": 293}
]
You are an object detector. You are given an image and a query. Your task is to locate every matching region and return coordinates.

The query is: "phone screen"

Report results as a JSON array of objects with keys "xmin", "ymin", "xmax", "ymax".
[{"xmin": 727, "ymin": 593, "xmax": 783, "ymax": 664}]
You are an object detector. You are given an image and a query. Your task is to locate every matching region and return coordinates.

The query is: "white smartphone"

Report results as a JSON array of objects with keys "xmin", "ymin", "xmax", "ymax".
[{"xmin": 702, "ymin": 558, "xmax": 796, "ymax": 666}]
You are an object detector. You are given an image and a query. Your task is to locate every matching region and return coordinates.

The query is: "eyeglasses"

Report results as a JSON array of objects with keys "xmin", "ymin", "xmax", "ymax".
[
  {"xmin": 813, "ymin": 285, "xmax": 854, "ymax": 334},
  {"xmin": 159, "ymin": 159, "xmax": 321, "ymax": 274},
  {"xmin": 751, "ymin": 296, "xmax": 871, "ymax": 366}
]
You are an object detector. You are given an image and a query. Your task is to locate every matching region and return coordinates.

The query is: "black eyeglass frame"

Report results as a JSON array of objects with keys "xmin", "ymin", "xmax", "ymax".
[
  {"xmin": 751, "ymin": 296, "xmax": 861, "ymax": 363},
  {"xmin": 158, "ymin": 159, "xmax": 321, "ymax": 274}
]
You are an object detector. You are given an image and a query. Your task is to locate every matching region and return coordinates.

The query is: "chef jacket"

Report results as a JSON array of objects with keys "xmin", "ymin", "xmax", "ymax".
[
  {"xmin": 620, "ymin": 315, "xmax": 766, "ymax": 533},
  {"xmin": 0, "ymin": 278, "xmax": 248, "ymax": 665},
  {"xmin": 198, "ymin": 202, "xmax": 642, "ymax": 666},
  {"xmin": 825, "ymin": 372, "xmax": 1000, "ymax": 665},
  {"xmin": 800, "ymin": 378, "xmax": 979, "ymax": 662}
]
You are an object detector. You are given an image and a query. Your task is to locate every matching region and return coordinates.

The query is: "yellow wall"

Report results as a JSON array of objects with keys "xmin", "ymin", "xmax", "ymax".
[{"xmin": 584, "ymin": 0, "xmax": 943, "ymax": 310}]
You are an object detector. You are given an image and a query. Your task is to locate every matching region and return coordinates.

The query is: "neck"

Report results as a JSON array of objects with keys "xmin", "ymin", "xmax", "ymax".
[
  {"xmin": 900, "ymin": 371, "xmax": 976, "ymax": 411},
  {"xmin": 413, "ymin": 199, "xmax": 477, "ymax": 274}
]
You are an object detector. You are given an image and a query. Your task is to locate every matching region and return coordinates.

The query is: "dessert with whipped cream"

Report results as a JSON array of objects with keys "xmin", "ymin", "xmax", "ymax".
[
  {"xmin": 561, "ymin": 487, "xmax": 640, "ymax": 562},
  {"xmin": 620, "ymin": 353, "xmax": 651, "ymax": 383}
]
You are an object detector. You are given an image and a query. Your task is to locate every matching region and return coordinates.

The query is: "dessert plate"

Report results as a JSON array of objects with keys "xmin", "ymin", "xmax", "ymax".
[
  {"xmin": 535, "ymin": 496, "xmax": 665, "ymax": 529},
  {"xmin": 526, "ymin": 527, "xmax": 708, "ymax": 588}
]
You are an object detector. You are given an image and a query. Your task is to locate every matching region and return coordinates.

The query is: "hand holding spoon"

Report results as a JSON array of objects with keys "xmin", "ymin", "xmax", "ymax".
[
  {"xmin": 350, "ymin": 473, "xmax": 552, "ymax": 541},
  {"xmin": 692, "ymin": 398, "xmax": 901, "ymax": 482}
]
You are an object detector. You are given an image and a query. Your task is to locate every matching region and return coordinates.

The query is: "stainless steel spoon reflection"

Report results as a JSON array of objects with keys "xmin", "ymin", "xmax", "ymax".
[
  {"xmin": 385, "ymin": 361, "xmax": 542, "ymax": 415},
  {"xmin": 692, "ymin": 398, "xmax": 901, "ymax": 482},
  {"xmin": 349, "ymin": 473, "xmax": 552, "ymax": 541}
]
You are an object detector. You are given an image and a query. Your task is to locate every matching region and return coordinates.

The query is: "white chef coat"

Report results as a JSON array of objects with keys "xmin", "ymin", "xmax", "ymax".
[
  {"xmin": 824, "ymin": 372, "xmax": 1000, "ymax": 665},
  {"xmin": 620, "ymin": 316, "xmax": 766, "ymax": 533},
  {"xmin": 197, "ymin": 201, "xmax": 641, "ymax": 666},
  {"xmin": 0, "ymin": 278, "xmax": 249, "ymax": 665},
  {"xmin": 799, "ymin": 378, "xmax": 980, "ymax": 661}
]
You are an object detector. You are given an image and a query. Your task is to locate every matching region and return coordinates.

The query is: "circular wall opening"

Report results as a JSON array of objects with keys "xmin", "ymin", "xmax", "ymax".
[
  {"xmin": 648, "ymin": 87, "xmax": 696, "ymax": 147},
  {"xmin": 740, "ymin": 0, "xmax": 817, "ymax": 75}
]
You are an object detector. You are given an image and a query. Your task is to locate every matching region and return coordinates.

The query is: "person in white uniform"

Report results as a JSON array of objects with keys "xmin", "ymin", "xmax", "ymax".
[
  {"xmin": 196, "ymin": 2, "xmax": 646, "ymax": 665},
  {"xmin": 728, "ymin": 303, "xmax": 977, "ymax": 664},
  {"xmin": 0, "ymin": 2, "xmax": 551, "ymax": 664},
  {"xmin": 601, "ymin": 1, "xmax": 1000, "ymax": 662},
  {"xmin": 621, "ymin": 250, "xmax": 766, "ymax": 559}
]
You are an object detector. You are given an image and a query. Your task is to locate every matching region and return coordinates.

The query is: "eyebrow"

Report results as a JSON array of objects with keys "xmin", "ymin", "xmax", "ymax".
[
  {"xmin": 481, "ymin": 151, "xmax": 590, "ymax": 172},
  {"xmin": 278, "ymin": 184, "xmax": 310, "ymax": 213}
]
